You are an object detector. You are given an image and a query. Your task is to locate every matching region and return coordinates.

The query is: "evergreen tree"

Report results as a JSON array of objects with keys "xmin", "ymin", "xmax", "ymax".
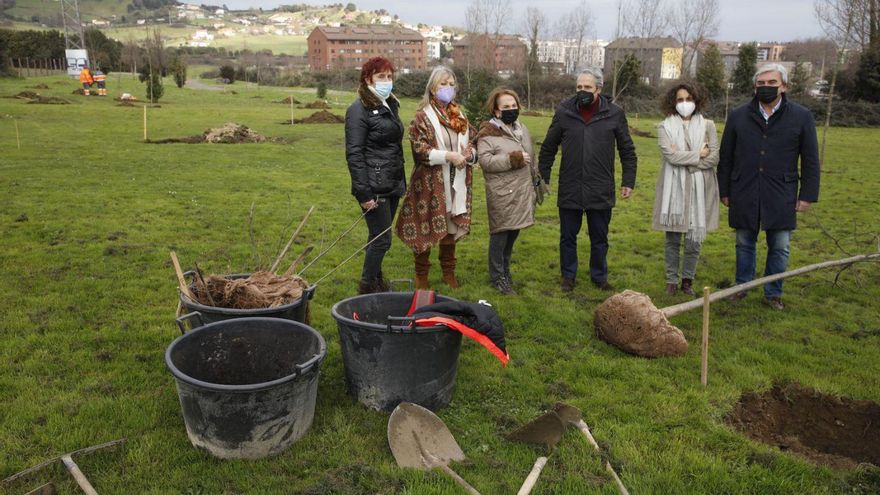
[
  {"xmin": 855, "ymin": 44, "xmax": 880, "ymax": 102},
  {"xmin": 789, "ymin": 60, "xmax": 809, "ymax": 96},
  {"xmin": 145, "ymin": 71, "xmax": 164, "ymax": 102},
  {"xmin": 169, "ymin": 56, "xmax": 187, "ymax": 88},
  {"xmin": 732, "ymin": 42, "xmax": 757, "ymax": 95},
  {"xmin": 696, "ymin": 42, "xmax": 725, "ymax": 100}
]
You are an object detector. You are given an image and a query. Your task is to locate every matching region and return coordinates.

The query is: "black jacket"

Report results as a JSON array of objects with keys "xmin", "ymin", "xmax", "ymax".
[
  {"xmin": 538, "ymin": 94, "xmax": 637, "ymax": 210},
  {"xmin": 345, "ymin": 85, "xmax": 406, "ymax": 202},
  {"xmin": 717, "ymin": 95, "xmax": 820, "ymax": 231}
]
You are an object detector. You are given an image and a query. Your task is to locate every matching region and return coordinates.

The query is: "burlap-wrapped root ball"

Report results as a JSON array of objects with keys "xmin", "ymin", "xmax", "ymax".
[{"xmin": 594, "ymin": 290, "xmax": 688, "ymax": 357}]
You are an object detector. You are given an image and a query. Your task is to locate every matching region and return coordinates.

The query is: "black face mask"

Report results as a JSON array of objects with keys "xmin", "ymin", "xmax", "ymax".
[
  {"xmin": 755, "ymin": 86, "xmax": 780, "ymax": 104},
  {"xmin": 499, "ymin": 108, "xmax": 519, "ymax": 125},
  {"xmin": 576, "ymin": 90, "xmax": 594, "ymax": 107}
]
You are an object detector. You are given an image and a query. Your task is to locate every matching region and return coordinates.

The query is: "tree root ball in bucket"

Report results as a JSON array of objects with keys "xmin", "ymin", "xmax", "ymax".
[{"xmin": 594, "ymin": 290, "xmax": 689, "ymax": 358}]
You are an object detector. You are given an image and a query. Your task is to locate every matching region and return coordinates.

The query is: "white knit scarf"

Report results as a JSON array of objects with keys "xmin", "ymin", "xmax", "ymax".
[
  {"xmin": 424, "ymin": 104, "xmax": 469, "ymax": 216},
  {"xmin": 660, "ymin": 114, "xmax": 707, "ymax": 242}
]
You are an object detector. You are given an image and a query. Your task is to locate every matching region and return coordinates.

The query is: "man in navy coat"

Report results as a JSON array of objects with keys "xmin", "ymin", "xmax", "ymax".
[{"xmin": 718, "ymin": 63, "xmax": 820, "ymax": 310}]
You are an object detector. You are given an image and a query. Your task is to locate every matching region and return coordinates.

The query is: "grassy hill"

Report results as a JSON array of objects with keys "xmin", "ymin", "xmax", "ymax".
[
  {"xmin": 3, "ymin": 0, "xmax": 176, "ymax": 24},
  {"xmin": 1, "ymin": 73, "xmax": 878, "ymax": 494}
]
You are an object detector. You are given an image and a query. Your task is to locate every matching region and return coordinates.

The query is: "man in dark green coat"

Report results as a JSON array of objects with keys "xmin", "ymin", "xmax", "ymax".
[
  {"xmin": 539, "ymin": 67, "xmax": 638, "ymax": 292},
  {"xmin": 717, "ymin": 63, "xmax": 820, "ymax": 310}
]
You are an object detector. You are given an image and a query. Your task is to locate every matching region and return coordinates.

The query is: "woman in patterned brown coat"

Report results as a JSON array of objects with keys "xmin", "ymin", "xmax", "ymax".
[{"xmin": 395, "ymin": 66, "xmax": 478, "ymax": 289}]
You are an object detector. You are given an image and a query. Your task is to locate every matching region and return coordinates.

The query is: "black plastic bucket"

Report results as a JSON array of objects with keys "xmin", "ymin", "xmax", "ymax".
[
  {"xmin": 330, "ymin": 292, "xmax": 462, "ymax": 412},
  {"xmin": 179, "ymin": 271, "xmax": 316, "ymax": 325},
  {"xmin": 166, "ymin": 314, "xmax": 326, "ymax": 459}
]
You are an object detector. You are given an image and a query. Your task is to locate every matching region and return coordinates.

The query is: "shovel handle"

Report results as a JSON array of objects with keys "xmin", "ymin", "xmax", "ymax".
[
  {"xmin": 435, "ymin": 463, "xmax": 482, "ymax": 495},
  {"xmin": 61, "ymin": 455, "xmax": 98, "ymax": 495},
  {"xmin": 516, "ymin": 456, "xmax": 548, "ymax": 495},
  {"xmin": 573, "ymin": 420, "xmax": 630, "ymax": 495}
]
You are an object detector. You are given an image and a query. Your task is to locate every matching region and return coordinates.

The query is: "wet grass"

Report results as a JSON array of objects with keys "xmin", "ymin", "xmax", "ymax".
[{"xmin": 1, "ymin": 73, "xmax": 879, "ymax": 494}]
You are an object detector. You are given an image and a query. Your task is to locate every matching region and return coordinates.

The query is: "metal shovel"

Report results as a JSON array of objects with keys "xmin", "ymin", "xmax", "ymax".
[
  {"xmin": 388, "ymin": 402, "xmax": 482, "ymax": 495},
  {"xmin": 506, "ymin": 410, "xmax": 566, "ymax": 495},
  {"xmin": 554, "ymin": 403, "xmax": 630, "ymax": 495}
]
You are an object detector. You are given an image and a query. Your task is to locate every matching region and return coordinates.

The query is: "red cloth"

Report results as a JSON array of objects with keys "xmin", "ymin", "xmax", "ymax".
[{"xmin": 579, "ymin": 97, "xmax": 600, "ymax": 123}]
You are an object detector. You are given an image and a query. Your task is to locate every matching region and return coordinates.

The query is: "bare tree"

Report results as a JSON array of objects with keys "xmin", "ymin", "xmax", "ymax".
[
  {"xmin": 815, "ymin": 0, "xmax": 875, "ymax": 52},
  {"xmin": 523, "ymin": 7, "xmax": 547, "ymax": 108},
  {"xmin": 814, "ymin": 0, "xmax": 862, "ymax": 165},
  {"xmin": 620, "ymin": 0, "xmax": 670, "ymax": 38},
  {"xmin": 558, "ymin": 0, "xmax": 594, "ymax": 73},
  {"xmin": 668, "ymin": 0, "xmax": 720, "ymax": 77}
]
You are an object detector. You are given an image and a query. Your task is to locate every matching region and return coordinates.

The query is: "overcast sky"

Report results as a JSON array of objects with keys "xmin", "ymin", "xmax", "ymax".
[{"xmin": 220, "ymin": 0, "xmax": 825, "ymax": 42}]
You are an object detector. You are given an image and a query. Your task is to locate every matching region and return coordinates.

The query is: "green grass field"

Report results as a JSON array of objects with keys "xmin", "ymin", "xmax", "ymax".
[{"xmin": 1, "ymin": 73, "xmax": 879, "ymax": 494}]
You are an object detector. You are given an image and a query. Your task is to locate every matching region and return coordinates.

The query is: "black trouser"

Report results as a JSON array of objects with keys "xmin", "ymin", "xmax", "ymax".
[
  {"xmin": 559, "ymin": 207, "xmax": 612, "ymax": 283},
  {"xmin": 488, "ymin": 229, "xmax": 519, "ymax": 283},
  {"xmin": 361, "ymin": 196, "xmax": 399, "ymax": 284}
]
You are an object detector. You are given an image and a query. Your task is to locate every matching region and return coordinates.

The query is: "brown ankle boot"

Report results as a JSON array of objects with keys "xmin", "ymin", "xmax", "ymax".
[
  {"xmin": 414, "ymin": 250, "xmax": 431, "ymax": 289},
  {"xmin": 680, "ymin": 278, "xmax": 696, "ymax": 296},
  {"xmin": 439, "ymin": 242, "xmax": 459, "ymax": 288}
]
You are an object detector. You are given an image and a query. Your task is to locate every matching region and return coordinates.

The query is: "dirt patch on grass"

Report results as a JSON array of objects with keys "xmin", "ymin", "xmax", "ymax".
[
  {"xmin": 117, "ymin": 101, "xmax": 136, "ymax": 107},
  {"xmin": 300, "ymin": 463, "xmax": 403, "ymax": 495},
  {"xmin": 29, "ymin": 83, "xmax": 50, "ymax": 89},
  {"xmin": 725, "ymin": 382, "xmax": 880, "ymax": 469},
  {"xmin": 302, "ymin": 99, "xmax": 330, "ymax": 109},
  {"xmin": 278, "ymin": 95, "xmax": 301, "ymax": 104},
  {"xmin": 521, "ymin": 110, "xmax": 543, "ymax": 117},
  {"xmin": 147, "ymin": 123, "xmax": 270, "ymax": 144},
  {"xmin": 294, "ymin": 110, "xmax": 344, "ymax": 124},
  {"xmin": 10, "ymin": 91, "xmax": 40, "ymax": 99},
  {"xmin": 28, "ymin": 96, "xmax": 70, "ymax": 104},
  {"xmin": 629, "ymin": 126, "xmax": 656, "ymax": 139}
]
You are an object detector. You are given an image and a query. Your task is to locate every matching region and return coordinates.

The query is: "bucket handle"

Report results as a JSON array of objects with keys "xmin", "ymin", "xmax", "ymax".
[
  {"xmin": 295, "ymin": 352, "xmax": 324, "ymax": 375},
  {"xmin": 389, "ymin": 279, "xmax": 413, "ymax": 292},
  {"xmin": 176, "ymin": 311, "xmax": 205, "ymax": 334},
  {"xmin": 386, "ymin": 315, "xmax": 415, "ymax": 333}
]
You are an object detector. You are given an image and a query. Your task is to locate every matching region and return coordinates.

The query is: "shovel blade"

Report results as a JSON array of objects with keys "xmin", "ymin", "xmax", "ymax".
[
  {"xmin": 507, "ymin": 411, "xmax": 566, "ymax": 450},
  {"xmin": 388, "ymin": 402, "xmax": 466, "ymax": 470}
]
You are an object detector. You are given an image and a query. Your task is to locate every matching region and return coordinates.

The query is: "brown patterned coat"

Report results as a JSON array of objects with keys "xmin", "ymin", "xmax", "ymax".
[{"xmin": 396, "ymin": 107, "xmax": 477, "ymax": 253}]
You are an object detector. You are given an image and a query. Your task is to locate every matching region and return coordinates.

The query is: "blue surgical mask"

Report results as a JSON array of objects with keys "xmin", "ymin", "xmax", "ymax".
[{"xmin": 373, "ymin": 81, "xmax": 393, "ymax": 99}]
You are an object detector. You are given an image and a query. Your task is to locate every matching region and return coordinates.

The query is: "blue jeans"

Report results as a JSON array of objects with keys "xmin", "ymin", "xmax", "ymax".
[{"xmin": 735, "ymin": 229, "xmax": 791, "ymax": 298}]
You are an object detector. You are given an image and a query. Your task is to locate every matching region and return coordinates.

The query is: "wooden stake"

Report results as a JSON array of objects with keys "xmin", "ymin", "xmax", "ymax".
[
  {"xmin": 14, "ymin": 119, "xmax": 21, "ymax": 150},
  {"xmin": 269, "ymin": 205, "xmax": 315, "ymax": 273},
  {"xmin": 170, "ymin": 251, "xmax": 195, "ymax": 301},
  {"xmin": 143, "ymin": 105, "xmax": 147, "ymax": 141},
  {"xmin": 283, "ymin": 245, "xmax": 314, "ymax": 277},
  {"xmin": 289, "ymin": 93, "xmax": 294, "ymax": 125},
  {"xmin": 701, "ymin": 286, "xmax": 710, "ymax": 387}
]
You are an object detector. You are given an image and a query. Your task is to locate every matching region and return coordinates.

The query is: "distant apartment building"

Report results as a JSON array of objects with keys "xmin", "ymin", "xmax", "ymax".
[
  {"xmin": 756, "ymin": 43, "xmax": 785, "ymax": 62},
  {"xmin": 688, "ymin": 40, "xmax": 742, "ymax": 79},
  {"xmin": 426, "ymin": 40, "xmax": 442, "ymax": 61},
  {"xmin": 308, "ymin": 26, "xmax": 426, "ymax": 71},
  {"xmin": 537, "ymin": 39, "xmax": 609, "ymax": 74},
  {"xmin": 603, "ymin": 37, "xmax": 683, "ymax": 86},
  {"xmin": 452, "ymin": 34, "xmax": 527, "ymax": 74}
]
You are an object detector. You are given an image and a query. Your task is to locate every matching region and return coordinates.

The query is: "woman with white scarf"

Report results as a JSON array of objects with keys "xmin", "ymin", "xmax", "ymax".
[{"xmin": 651, "ymin": 82, "xmax": 720, "ymax": 296}]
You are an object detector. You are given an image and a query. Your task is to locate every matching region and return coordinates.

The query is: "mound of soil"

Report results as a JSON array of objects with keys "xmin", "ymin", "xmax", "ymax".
[
  {"xmin": 726, "ymin": 382, "xmax": 880, "ymax": 469},
  {"xmin": 521, "ymin": 110, "xmax": 543, "ymax": 117},
  {"xmin": 13, "ymin": 91, "xmax": 40, "ymax": 99},
  {"xmin": 629, "ymin": 126, "xmax": 656, "ymax": 139},
  {"xmin": 117, "ymin": 101, "xmax": 136, "ymax": 107},
  {"xmin": 594, "ymin": 289, "xmax": 688, "ymax": 357},
  {"xmin": 27, "ymin": 96, "xmax": 70, "ymax": 105},
  {"xmin": 30, "ymin": 83, "xmax": 50, "ymax": 89},
  {"xmin": 294, "ymin": 110, "xmax": 344, "ymax": 124},
  {"xmin": 303, "ymin": 99, "xmax": 330, "ymax": 109},
  {"xmin": 148, "ymin": 123, "xmax": 268, "ymax": 144},
  {"xmin": 278, "ymin": 96, "xmax": 301, "ymax": 104},
  {"xmin": 72, "ymin": 88, "xmax": 85, "ymax": 95}
]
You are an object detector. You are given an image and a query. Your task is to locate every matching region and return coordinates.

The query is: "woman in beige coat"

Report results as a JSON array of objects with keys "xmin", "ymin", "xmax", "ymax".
[
  {"xmin": 476, "ymin": 88, "xmax": 538, "ymax": 295},
  {"xmin": 652, "ymin": 81, "xmax": 720, "ymax": 296}
]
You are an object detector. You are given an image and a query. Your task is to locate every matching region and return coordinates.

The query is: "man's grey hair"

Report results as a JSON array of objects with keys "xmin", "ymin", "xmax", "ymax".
[
  {"xmin": 753, "ymin": 63, "xmax": 789, "ymax": 85},
  {"xmin": 578, "ymin": 67, "xmax": 604, "ymax": 88}
]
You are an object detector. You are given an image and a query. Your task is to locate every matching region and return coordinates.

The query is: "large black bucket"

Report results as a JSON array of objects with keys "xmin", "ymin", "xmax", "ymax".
[
  {"xmin": 330, "ymin": 292, "xmax": 462, "ymax": 412},
  {"xmin": 166, "ymin": 314, "xmax": 326, "ymax": 459},
  {"xmin": 179, "ymin": 271, "xmax": 316, "ymax": 324}
]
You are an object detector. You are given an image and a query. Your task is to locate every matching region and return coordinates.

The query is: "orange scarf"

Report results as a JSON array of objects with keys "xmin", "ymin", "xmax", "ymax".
[{"xmin": 431, "ymin": 98, "xmax": 469, "ymax": 134}]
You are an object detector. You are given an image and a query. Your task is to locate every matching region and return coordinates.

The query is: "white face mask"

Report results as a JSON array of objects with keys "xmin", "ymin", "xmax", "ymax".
[{"xmin": 676, "ymin": 101, "xmax": 696, "ymax": 118}]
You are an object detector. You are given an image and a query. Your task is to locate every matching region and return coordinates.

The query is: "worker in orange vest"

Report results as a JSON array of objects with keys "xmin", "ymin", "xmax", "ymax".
[
  {"xmin": 79, "ymin": 67, "xmax": 94, "ymax": 96},
  {"xmin": 93, "ymin": 69, "xmax": 106, "ymax": 96}
]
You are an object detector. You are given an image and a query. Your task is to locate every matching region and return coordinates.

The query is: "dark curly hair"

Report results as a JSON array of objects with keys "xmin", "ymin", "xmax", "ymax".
[
  {"xmin": 359, "ymin": 57, "xmax": 395, "ymax": 87},
  {"xmin": 660, "ymin": 81, "xmax": 707, "ymax": 116}
]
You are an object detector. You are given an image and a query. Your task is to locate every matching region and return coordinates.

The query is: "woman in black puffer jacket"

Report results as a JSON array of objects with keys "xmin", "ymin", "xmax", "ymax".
[{"xmin": 345, "ymin": 57, "xmax": 406, "ymax": 294}]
